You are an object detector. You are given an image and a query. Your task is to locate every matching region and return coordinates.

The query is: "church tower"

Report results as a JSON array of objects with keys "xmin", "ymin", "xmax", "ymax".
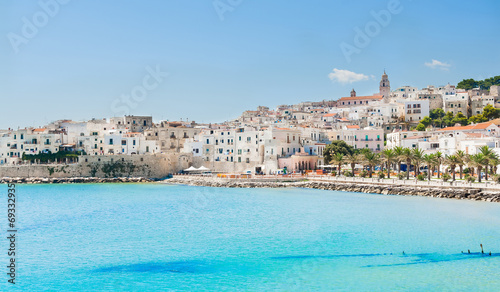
[
  {"xmin": 379, "ymin": 70, "xmax": 390, "ymax": 99},
  {"xmin": 350, "ymin": 88, "xmax": 356, "ymax": 97}
]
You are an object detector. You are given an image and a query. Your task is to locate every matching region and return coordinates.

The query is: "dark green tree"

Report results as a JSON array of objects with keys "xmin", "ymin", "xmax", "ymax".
[
  {"xmin": 482, "ymin": 104, "xmax": 500, "ymax": 120},
  {"xmin": 457, "ymin": 78, "xmax": 477, "ymax": 90},
  {"xmin": 430, "ymin": 108, "xmax": 445, "ymax": 120},
  {"xmin": 451, "ymin": 112, "xmax": 468, "ymax": 126},
  {"xmin": 416, "ymin": 123, "xmax": 426, "ymax": 131},
  {"xmin": 433, "ymin": 117, "xmax": 444, "ymax": 128},
  {"xmin": 420, "ymin": 116, "xmax": 432, "ymax": 127},
  {"xmin": 457, "ymin": 75, "xmax": 500, "ymax": 90},
  {"xmin": 442, "ymin": 112, "xmax": 455, "ymax": 127},
  {"xmin": 468, "ymin": 114, "xmax": 488, "ymax": 124},
  {"xmin": 323, "ymin": 140, "xmax": 355, "ymax": 164}
]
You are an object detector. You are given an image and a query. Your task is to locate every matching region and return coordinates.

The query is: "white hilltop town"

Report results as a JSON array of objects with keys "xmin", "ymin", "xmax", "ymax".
[{"xmin": 1, "ymin": 71, "xmax": 500, "ymax": 178}]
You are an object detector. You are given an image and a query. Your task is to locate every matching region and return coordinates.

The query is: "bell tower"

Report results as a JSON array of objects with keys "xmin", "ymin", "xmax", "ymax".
[
  {"xmin": 350, "ymin": 88, "xmax": 356, "ymax": 97},
  {"xmin": 379, "ymin": 70, "xmax": 390, "ymax": 98}
]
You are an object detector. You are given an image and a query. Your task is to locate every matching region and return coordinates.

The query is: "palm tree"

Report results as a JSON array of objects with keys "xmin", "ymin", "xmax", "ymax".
[
  {"xmin": 445, "ymin": 155, "xmax": 460, "ymax": 181},
  {"xmin": 490, "ymin": 157, "xmax": 500, "ymax": 175},
  {"xmin": 362, "ymin": 151, "xmax": 380, "ymax": 178},
  {"xmin": 399, "ymin": 147, "xmax": 413, "ymax": 180},
  {"xmin": 469, "ymin": 153, "xmax": 487, "ymax": 183},
  {"xmin": 412, "ymin": 148, "xmax": 425, "ymax": 177},
  {"xmin": 434, "ymin": 151, "xmax": 443, "ymax": 178},
  {"xmin": 331, "ymin": 153, "xmax": 345, "ymax": 175},
  {"xmin": 455, "ymin": 150, "xmax": 467, "ymax": 180},
  {"xmin": 394, "ymin": 146, "xmax": 405, "ymax": 173},
  {"xmin": 466, "ymin": 156, "xmax": 476, "ymax": 177},
  {"xmin": 423, "ymin": 154, "xmax": 436, "ymax": 181},
  {"xmin": 344, "ymin": 153, "xmax": 358, "ymax": 177},
  {"xmin": 479, "ymin": 146, "xmax": 498, "ymax": 181},
  {"xmin": 382, "ymin": 149, "xmax": 397, "ymax": 178},
  {"xmin": 486, "ymin": 152, "xmax": 499, "ymax": 179}
]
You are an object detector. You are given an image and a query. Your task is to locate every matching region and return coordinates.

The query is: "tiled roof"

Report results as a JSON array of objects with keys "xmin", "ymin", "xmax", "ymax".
[
  {"xmin": 489, "ymin": 118, "xmax": 500, "ymax": 126},
  {"xmin": 438, "ymin": 122, "xmax": 494, "ymax": 131},
  {"xmin": 464, "ymin": 133, "xmax": 485, "ymax": 138}
]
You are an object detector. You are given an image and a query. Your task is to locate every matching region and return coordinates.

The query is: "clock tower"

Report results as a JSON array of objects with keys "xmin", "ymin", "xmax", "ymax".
[{"xmin": 379, "ymin": 70, "xmax": 390, "ymax": 99}]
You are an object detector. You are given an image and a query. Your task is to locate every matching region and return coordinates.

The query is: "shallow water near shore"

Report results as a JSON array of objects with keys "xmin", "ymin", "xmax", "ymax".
[{"xmin": 4, "ymin": 183, "xmax": 500, "ymax": 290}]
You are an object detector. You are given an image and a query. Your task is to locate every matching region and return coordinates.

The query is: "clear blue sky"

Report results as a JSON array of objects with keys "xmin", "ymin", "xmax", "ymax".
[{"xmin": 1, "ymin": 0, "xmax": 499, "ymax": 129}]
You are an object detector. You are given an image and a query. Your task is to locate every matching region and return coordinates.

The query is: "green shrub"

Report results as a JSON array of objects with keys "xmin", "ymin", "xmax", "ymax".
[
  {"xmin": 331, "ymin": 170, "xmax": 337, "ymax": 176},
  {"xmin": 416, "ymin": 174, "xmax": 426, "ymax": 181},
  {"xmin": 343, "ymin": 170, "xmax": 352, "ymax": 177},
  {"xmin": 397, "ymin": 171, "xmax": 406, "ymax": 180},
  {"xmin": 465, "ymin": 174, "xmax": 475, "ymax": 183},
  {"xmin": 463, "ymin": 167, "xmax": 471, "ymax": 174},
  {"xmin": 22, "ymin": 150, "xmax": 85, "ymax": 163},
  {"xmin": 378, "ymin": 172, "xmax": 385, "ymax": 179},
  {"xmin": 442, "ymin": 173, "xmax": 451, "ymax": 182},
  {"xmin": 360, "ymin": 170, "xmax": 368, "ymax": 178}
]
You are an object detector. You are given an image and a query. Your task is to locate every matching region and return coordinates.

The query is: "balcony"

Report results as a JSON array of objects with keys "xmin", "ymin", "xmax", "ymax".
[
  {"xmin": 44, "ymin": 142, "xmax": 51, "ymax": 145},
  {"xmin": 361, "ymin": 139, "xmax": 373, "ymax": 141}
]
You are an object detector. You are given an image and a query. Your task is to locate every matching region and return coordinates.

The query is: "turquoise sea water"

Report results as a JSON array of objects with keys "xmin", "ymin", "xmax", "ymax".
[{"xmin": 2, "ymin": 183, "xmax": 500, "ymax": 291}]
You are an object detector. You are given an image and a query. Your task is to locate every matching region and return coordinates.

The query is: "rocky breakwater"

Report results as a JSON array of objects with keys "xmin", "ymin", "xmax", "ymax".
[
  {"xmin": 0, "ymin": 177, "xmax": 154, "ymax": 184},
  {"xmin": 165, "ymin": 177, "xmax": 500, "ymax": 203}
]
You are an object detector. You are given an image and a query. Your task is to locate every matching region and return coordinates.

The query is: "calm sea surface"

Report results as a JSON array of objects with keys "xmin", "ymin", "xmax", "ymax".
[{"xmin": 3, "ymin": 183, "xmax": 500, "ymax": 291}]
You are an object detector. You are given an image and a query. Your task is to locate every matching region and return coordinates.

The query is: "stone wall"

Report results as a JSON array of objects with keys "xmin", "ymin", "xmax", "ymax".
[{"xmin": 0, "ymin": 153, "xmax": 192, "ymax": 179}]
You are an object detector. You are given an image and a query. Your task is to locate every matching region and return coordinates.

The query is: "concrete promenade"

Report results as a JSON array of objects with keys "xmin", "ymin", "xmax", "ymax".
[{"xmin": 172, "ymin": 173, "xmax": 500, "ymax": 191}]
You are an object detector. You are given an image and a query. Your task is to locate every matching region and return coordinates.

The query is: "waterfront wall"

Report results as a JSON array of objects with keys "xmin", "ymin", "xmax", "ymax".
[
  {"xmin": 165, "ymin": 176, "xmax": 500, "ymax": 203},
  {"xmin": 0, "ymin": 153, "xmax": 192, "ymax": 179}
]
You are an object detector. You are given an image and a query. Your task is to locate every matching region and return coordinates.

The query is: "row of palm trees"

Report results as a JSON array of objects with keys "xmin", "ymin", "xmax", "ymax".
[{"xmin": 329, "ymin": 146, "xmax": 500, "ymax": 183}]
